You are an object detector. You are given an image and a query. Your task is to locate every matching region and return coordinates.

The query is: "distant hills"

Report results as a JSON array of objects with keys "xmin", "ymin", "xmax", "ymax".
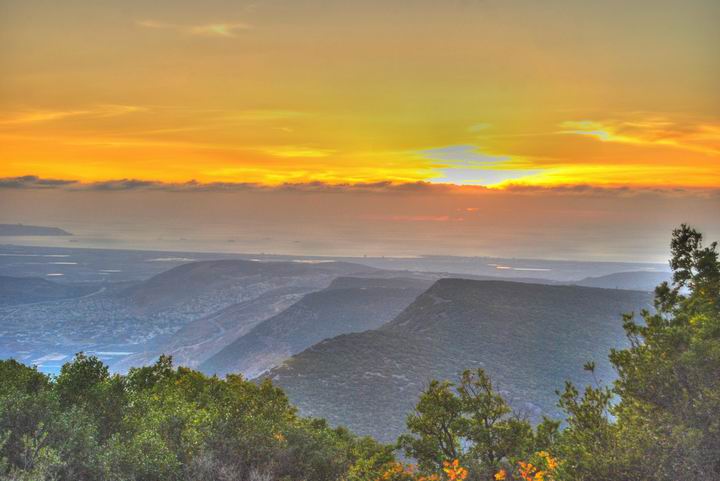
[
  {"xmin": 575, "ymin": 270, "xmax": 672, "ymax": 291},
  {"xmin": 118, "ymin": 259, "xmax": 379, "ymax": 315},
  {"xmin": 111, "ymin": 260, "xmax": 385, "ymax": 371},
  {"xmin": 201, "ymin": 276, "xmax": 433, "ymax": 377},
  {"xmin": 1, "ymin": 252, "xmax": 665, "ymax": 407},
  {"xmin": 0, "ymin": 224, "xmax": 72, "ymax": 236},
  {"xmin": 127, "ymin": 286, "xmax": 312, "ymax": 369},
  {"xmin": 266, "ymin": 279, "xmax": 652, "ymax": 442},
  {"xmin": 0, "ymin": 276, "xmax": 96, "ymax": 306}
]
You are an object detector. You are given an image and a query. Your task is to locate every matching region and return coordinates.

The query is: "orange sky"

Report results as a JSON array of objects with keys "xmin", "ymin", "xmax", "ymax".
[{"xmin": 1, "ymin": 0, "xmax": 719, "ymax": 189}]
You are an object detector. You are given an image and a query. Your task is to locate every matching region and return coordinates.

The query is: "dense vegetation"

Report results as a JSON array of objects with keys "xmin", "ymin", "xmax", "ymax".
[
  {"xmin": 266, "ymin": 279, "xmax": 650, "ymax": 442},
  {"xmin": 394, "ymin": 224, "xmax": 719, "ymax": 481},
  {"xmin": 1, "ymin": 225, "xmax": 717, "ymax": 480},
  {"xmin": 201, "ymin": 277, "xmax": 430, "ymax": 377},
  {"xmin": 0, "ymin": 354, "xmax": 398, "ymax": 481}
]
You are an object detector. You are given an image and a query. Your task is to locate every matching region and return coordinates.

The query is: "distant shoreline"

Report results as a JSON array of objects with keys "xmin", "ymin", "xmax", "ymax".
[{"xmin": 0, "ymin": 224, "xmax": 73, "ymax": 236}]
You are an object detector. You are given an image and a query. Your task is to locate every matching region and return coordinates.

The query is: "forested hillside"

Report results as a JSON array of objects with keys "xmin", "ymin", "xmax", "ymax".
[
  {"xmin": 110, "ymin": 260, "xmax": 381, "ymax": 371},
  {"xmin": 1, "ymin": 225, "xmax": 717, "ymax": 481},
  {"xmin": 202, "ymin": 277, "xmax": 431, "ymax": 377},
  {"xmin": 267, "ymin": 280, "xmax": 650, "ymax": 441}
]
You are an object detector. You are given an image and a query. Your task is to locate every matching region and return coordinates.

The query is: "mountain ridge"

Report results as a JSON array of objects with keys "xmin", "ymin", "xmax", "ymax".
[
  {"xmin": 266, "ymin": 278, "xmax": 652, "ymax": 442},
  {"xmin": 201, "ymin": 276, "xmax": 433, "ymax": 377}
]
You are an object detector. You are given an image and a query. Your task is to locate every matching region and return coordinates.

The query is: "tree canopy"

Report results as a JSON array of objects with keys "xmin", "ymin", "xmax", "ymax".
[{"xmin": 0, "ymin": 354, "xmax": 395, "ymax": 481}]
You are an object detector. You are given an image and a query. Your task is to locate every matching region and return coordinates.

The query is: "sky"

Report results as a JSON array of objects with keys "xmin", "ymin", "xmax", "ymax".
[{"xmin": 1, "ymin": 0, "xmax": 719, "ymax": 260}]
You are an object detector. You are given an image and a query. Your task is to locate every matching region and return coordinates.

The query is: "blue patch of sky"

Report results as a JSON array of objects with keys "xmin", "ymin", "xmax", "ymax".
[{"xmin": 421, "ymin": 145, "xmax": 540, "ymax": 185}]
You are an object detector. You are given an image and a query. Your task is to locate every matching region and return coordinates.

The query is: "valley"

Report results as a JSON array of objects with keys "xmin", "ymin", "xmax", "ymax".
[{"xmin": 0, "ymin": 244, "xmax": 661, "ymax": 418}]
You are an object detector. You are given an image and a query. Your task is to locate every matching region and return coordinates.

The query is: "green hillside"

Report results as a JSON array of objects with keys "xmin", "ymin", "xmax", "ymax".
[
  {"xmin": 267, "ymin": 280, "xmax": 651, "ymax": 442},
  {"xmin": 202, "ymin": 277, "xmax": 432, "ymax": 377},
  {"xmin": 110, "ymin": 260, "xmax": 383, "ymax": 370},
  {"xmin": 118, "ymin": 260, "xmax": 379, "ymax": 314}
]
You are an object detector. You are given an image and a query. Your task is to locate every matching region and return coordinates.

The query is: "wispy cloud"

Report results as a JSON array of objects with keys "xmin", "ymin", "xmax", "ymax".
[
  {"xmin": 0, "ymin": 105, "xmax": 146, "ymax": 126},
  {"xmin": 0, "ymin": 110, "xmax": 90, "ymax": 125},
  {"xmin": 262, "ymin": 146, "xmax": 336, "ymax": 158},
  {"xmin": 559, "ymin": 117, "xmax": 720, "ymax": 156},
  {"xmin": 137, "ymin": 20, "xmax": 252, "ymax": 38},
  {"xmin": 219, "ymin": 110, "xmax": 307, "ymax": 121}
]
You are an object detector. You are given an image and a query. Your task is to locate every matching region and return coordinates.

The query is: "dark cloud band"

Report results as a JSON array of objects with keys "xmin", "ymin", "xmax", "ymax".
[{"xmin": 0, "ymin": 174, "xmax": 717, "ymax": 198}]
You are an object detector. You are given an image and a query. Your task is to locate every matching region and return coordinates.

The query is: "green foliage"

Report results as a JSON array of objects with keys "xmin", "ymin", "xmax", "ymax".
[
  {"xmin": 398, "ymin": 369, "xmax": 551, "ymax": 480},
  {"xmin": 546, "ymin": 224, "xmax": 720, "ymax": 481},
  {"xmin": 0, "ymin": 355, "xmax": 392, "ymax": 481},
  {"xmin": 552, "ymin": 382, "xmax": 625, "ymax": 481},
  {"xmin": 606, "ymin": 224, "xmax": 720, "ymax": 480},
  {"xmin": 267, "ymin": 279, "xmax": 650, "ymax": 444},
  {"xmin": 397, "ymin": 225, "xmax": 720, "ymax": 481}
]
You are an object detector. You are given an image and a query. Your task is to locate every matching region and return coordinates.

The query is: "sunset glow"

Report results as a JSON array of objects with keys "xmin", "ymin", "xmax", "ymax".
[{"xmin": 2, "ymin": 0, "xmax": 718, "ymax": 189}]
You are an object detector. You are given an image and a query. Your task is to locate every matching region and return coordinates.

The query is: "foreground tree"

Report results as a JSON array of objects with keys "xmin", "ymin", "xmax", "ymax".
[
  {"xmin": 398, "ymin": 369, "xmax": 558, "ymax": 480},
  {"xmin": 402, "ymin": 225, "xmax": 720, "ymax": 481},
  {"xmin": 0, "ymin": 355, "xmax": 394, "ymax": 481},
  {"xmin": 609, "ymin": 224, "xmax": 720, "ymax": 480},
  {"xmin": 551, "ymin": 224, "xmax": 720, "ymax": 480}
]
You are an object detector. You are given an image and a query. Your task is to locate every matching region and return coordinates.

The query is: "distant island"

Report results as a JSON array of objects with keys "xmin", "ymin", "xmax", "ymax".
[{"xmin": 0, "ymin": 224, "xmax": 72, "ymax": 236}]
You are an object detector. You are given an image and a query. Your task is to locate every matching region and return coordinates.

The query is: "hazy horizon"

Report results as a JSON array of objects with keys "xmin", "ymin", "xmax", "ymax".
[
  {"xmin": 3, "ymin": 0, "xmax": 719, "ymax": 264},
  {"xmin": 2, "ymin": 184, "xmax": 718, "ymax": 262}
]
